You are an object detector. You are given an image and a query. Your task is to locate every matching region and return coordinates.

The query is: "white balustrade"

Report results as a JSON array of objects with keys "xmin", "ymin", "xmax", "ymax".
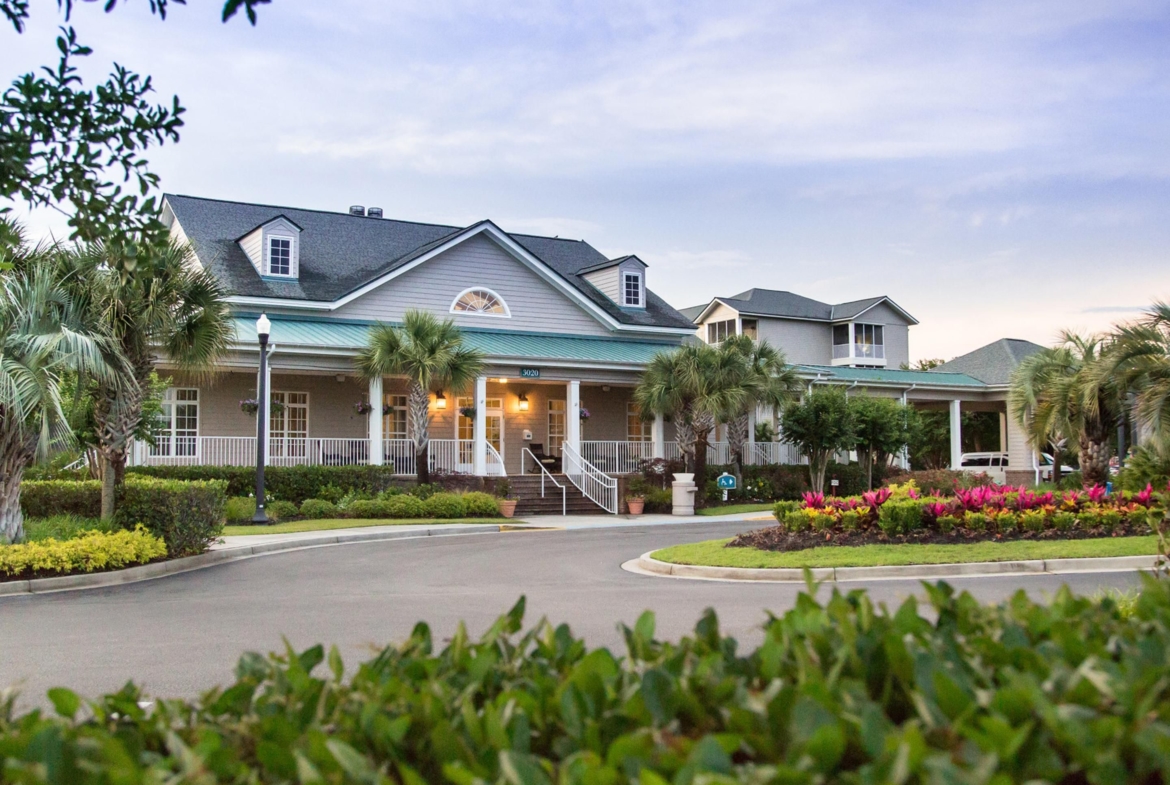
[
  {"xmin": 428, "ymin": 439, "xmax": 474, "ymax": 474},
  {"xmin": 580, "ymin": 440, "xmax": 654, "ymax": 474},
  {"xmin": 383, "ymin": 439, "xmax": 417, "ymax": 475},
  {"xmin": 561, "ymin": 443, "xmax": 618, "ymax": 514},
  {"xmin": 485, "ymin": 442, "xmax": 507, "ymax": 477},
  {"xmin": 141, "ymin": 436, "xmax": 255, "ymax": 466}
]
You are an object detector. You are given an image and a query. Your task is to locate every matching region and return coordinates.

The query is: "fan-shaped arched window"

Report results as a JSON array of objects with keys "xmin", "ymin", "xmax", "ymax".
[{"xmin": 451, "ymin": 288, "xmax": 510, "ymax": 317}]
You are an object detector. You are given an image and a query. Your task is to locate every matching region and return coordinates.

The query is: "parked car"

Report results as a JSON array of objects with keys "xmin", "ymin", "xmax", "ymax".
[
  {"xmin": 1038, "ymin": 453, "xmax": 1078, "ymax": 482},
  {"xmin": 960, "ymin": 452, "xmax": 1008, "ymax": 484}
]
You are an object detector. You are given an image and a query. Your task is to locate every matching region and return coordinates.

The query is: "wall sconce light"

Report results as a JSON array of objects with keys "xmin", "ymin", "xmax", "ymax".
[
  {"xmin": 435, "ymin": 392, "xmax": 447, "ymax": 410},
  {"xmin": 498, "ymin": 378, "xmax": 508, "ymax": 384},
  {"xmin": 518, "ymin": 393, "xmax": 529, "ymax": 412}
]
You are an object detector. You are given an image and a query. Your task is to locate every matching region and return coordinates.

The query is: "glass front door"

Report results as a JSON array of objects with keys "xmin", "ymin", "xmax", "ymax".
[{"xmin": 456, "ymin": 397, "xmax": 503, "ymax": 468}]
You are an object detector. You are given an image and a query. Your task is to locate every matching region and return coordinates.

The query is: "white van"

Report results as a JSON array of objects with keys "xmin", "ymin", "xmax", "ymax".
[{"xmin": 960, "ymin": 452, "xmax": 1008, "ymax": 484}]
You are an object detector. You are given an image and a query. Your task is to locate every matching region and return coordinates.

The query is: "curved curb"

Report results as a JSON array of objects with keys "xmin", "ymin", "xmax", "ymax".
[
  {"xmin": 624, "ymin": 551, "xmax": 1161, "ymax": 583},
  {"xmin": 0, "ymin": 524, "xmax": 506, "ymax": 598}
]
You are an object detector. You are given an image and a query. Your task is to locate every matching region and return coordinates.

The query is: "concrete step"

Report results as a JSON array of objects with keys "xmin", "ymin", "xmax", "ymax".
[{"xmin": 508, "ymin": 474, "xmax": 608, "ymax": 515}]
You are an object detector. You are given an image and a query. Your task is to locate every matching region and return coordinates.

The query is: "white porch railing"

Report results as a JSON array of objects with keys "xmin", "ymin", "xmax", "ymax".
[
  {"xmin": 485, "ymin": 442, "xmax": 507, "ymax": 477},
  {"xmin": 580, "ymin": 440, "xmax": 654, "ymax": 474},
  {"xmin": 562, "ymin": 443, "xmax": 618, "ymax": 514},
  {"xmin": 384, "ymin": 438, "xmax": 417, "ymax": 474},
  {"xmin": 428, "ymin": 439, "xmax": 472, "ymax": 474},
  {"xmin": 139, "ymin": 436, "xmax": 255, "ymax": 466}
]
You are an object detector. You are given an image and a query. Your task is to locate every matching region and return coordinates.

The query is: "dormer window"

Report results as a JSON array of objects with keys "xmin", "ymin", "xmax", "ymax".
[
  {"xmin": 451, "ymin": 287, "xmax": 510, "ymax": 317},
  {"xmin": 622, "ymin": 271, "xmax": 643, "ymax": 307},
  {"xmin": 267, "ymin": 236, "xmax": 293, "ymax": 277}
]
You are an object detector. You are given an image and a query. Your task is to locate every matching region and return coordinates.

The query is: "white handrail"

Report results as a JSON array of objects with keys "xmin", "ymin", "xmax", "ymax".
[
  {"xmin": 561, "ymin": 442, "xmax": 618, "ymax": 514},
  {"xmin": 485, "ymin": 442, "xmax": 507, "ymax": 477},
  {"xmin": 522, "ymin": 447, "xmax": 566, "ymax": 516}
]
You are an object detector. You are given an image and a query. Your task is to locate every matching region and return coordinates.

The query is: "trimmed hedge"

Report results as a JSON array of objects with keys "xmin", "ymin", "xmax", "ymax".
[
  {"xmin": 298, "ymin": 499, "xmax": 338, "ymax": 519},
  {"xmin": 6, "ymin": 585, "xmax": 1170, "ymax": 782},
  {"xmin": 20, "ymin": 480, "xmax": 102, "ymax": 519},
  {"xmin": 384, "ymin": 494, "xmax": 424, "ymax": 518},
  {"xmin": 462, "ymin": 491, "xmax": 500, "ymax": 517},
  {"xmin": 423, "ymin": 492, "xmax": 466, "ymax": 518},
  {"xmin": 114, "ymin": 478, "xmax": 226, "ymax": 557},
  {"xmin": 126, "ymin": 465, "xmax": 403, "ymax": 504},
  {"xmin": 0, "ymin": 527, "xmax": 166, "ymax": 579}
]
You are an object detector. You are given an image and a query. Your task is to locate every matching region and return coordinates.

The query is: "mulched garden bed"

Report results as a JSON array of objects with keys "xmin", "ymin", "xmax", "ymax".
[{"xmin": 729, "ymin": 520, "xmax": 1152, "ymax": 552}]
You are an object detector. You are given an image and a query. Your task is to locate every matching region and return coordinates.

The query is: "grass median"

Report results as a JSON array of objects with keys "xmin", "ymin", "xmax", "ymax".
[
  {"xmin": 696, "ymin": 503, "xmax": 775, "ymax": 516},
  {"xmin": 222, "ymin": 518, "xmax": 506, "ymax": 536},
  {"xmin": 651, "ymin": 536, "xmax": 1161, "ymax": 569}
]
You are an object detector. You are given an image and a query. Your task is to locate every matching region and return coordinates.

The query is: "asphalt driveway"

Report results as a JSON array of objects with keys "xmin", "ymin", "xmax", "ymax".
[{"xmin": 0, "ymin": 520, "xmax": 1144, "ymax": 705}]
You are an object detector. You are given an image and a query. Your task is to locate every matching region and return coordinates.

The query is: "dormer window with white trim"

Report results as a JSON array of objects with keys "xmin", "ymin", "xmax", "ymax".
[
  {"xmin": 622, "ymin": 271, "xmax": 643, "ymax": 308},
  {"xmin": 267, "ymin": 236, "xmax": 293, "ymax": 277}
]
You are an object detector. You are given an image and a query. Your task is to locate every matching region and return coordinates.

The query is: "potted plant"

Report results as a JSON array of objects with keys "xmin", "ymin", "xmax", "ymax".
[
  {"xmin": 240, "ymin": 398, "xmax": 284, "ymax": 416},
  {"xmin": 354, "ymin": 400, "xmax": 375, "ymax": 415},
  {"xmin": 496, "ymin": 479, "xmax": 518, "ymax": 518},
  {"xmin": 626, "ymin": 476, "xmax": 648, "ymax": 516},
  {"xmin": 459, "ymin": 405, "xmax": 477, "ymax": 420}
]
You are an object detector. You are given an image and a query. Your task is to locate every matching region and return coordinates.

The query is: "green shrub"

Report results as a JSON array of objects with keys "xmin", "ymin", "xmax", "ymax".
[
  {"xmin": 461, "ymin": 491, "xmax": 499, "ymax": 517},
  {"xmin": 11, "ymin": 585, "xmax": 1170, "ymax": 783},
  {"xmin": 22, "ymin": 515, "xmax": 111, "ymax": 543},
  {"xmin": 347, "ymin": 499, "xmax": 394, "ymax": 519},
  {"xmin": 997, "ymin": 511, "xmax": 1019, "ymax": 533},
  {"xmin": 966, "ymin": 512, "xmax": 989, "ymax": 532},
  {"xmin": 0, "ymin": 526, "xmax": 166, "ymax": 578},
  {"xmin": 223, "ymin": 496, "xmax": 256, "ymax": 523},
  {"xmin": 385, "ymin": 494, "xmax": 425, "ymax": 518},
  {"xmin": 644, "ymin": 487, "xmax": 672, "ymax": 512},
  {"xmin": 1053, "ymin": 511, "xmax": 1076, "ymax": 531},
  {"xmin": 1079, "ymin": 510, "xmax": 1102, "ymax": 529},
  {"xmin": 314, "ymin": 483, "xmax": 347, "ymax": 504},
  {"xmin": 936, "ymin": 514, "xmax": 959, "ymax": 533},
  {"xmin": 1021, "ymin": 510, "xmax": 1046, "ymax": 532},
  {"xmin": 19, "ymin": 480, "xmax": 102, "ymax": 519},
  {"xmin": 126, "ymin": 465, "xmax": 400, "ymax": 504},
  {"xmin": 1100, "ymin": 510, "xmax": 1122, "ymax": 531},
  {"xmin": 810, "ymin": 511, "xmax": 836, "ymax": 532},
  {"xmin": 877, "ymin": 499, "xmax": 923, "ymax": 535},
  {"xmin": 266, "ymin": 500, "xmax": 300, "ymax": 521},
  {"xmin": 772, "ymin": 500, "xmax": 800, "ymax": 522},
  {"xmin": 840, "ymin": 510, "xmax": 861, "ymax": 530},
  {"xmin": 783, "ymin": 510, "xmax": 809, "ymax": 532},
  {"xmin": 424, "ymin": 492, "xmax": 466, "ymax": 519},
  {"xmin": 882, "ymin": 469, "xmax": 983, "ymax": 495},
  {"xmin": 114, "ymin": 478, "xmax": 227, "ymax": 557},
  {"xmin": 412, "ymin": 483, "xmax": 442, "ymax": 501},
  {"xmin": 298, "ymin": 499, "xmax": 338, "ymax": 519}
]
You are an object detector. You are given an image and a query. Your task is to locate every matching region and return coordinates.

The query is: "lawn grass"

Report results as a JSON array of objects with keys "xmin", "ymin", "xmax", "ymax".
[
  {"xmin": 221, "ymin": 518, "xmax": 505, "ymax": 536},
  {"xmin": 22, "ymin": 515, "xmax": 111, "ymax": 542},
  {"xmin": 696, "ymin": 503, "xmax": 775, "ymax": 516},
  {"xmin": 652, "ymin": 536, "xmax": 1161, "ymax": 569}
]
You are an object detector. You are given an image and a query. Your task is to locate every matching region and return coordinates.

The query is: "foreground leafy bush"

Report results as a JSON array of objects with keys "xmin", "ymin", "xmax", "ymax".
[
  {"xmin": 19, "ymin": 481, "xmax": 102, "ymax": 519},
  {"xmin": 6, "ymin": 583, "xmax": 1170, "ymax": 782},
  {"xmin": 115, "ymin": 478, "xmax": 227, "ymax": 557},
  {"xmin": 0, "ymin": 527, "xmax": 165, "ymax": 579}
]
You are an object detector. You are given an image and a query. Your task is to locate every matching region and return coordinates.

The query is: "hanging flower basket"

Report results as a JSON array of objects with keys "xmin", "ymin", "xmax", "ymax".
[
  {"xmin": 459, "ymin": 405, "xmax": 477, "ymax": 420},
  {"xmin": 240, "ymin": 399, "xmax": 284, "ymax": 416},
  {"xmin": 382, "ymin": 403, "xmax": 395, "ymax": 416},
  {"xmin": 579, "ymin": 407, "xmax": 591, "ymax": 421},
  {"xmin": 354, "ymin": 401, "xmax": 375, "ymax": 415}
]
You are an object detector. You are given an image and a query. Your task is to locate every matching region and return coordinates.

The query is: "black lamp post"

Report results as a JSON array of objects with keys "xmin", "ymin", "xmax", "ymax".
[{"xmin": 252, "ymin": 314, "xmax": 271, "ymax": 524}]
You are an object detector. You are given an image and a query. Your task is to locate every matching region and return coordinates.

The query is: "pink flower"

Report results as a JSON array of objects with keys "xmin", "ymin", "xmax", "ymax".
[
  {"xmin": 1135, "ymin": 484, "xmax": 1154, "ymax": 507},
  {"xmin": 802, "ymin": 491, "xmax": 826, "ymax": 509},
  {"xmin": 862, "ymin": 488, "xmax": 891, "ymax": 511},
  {"xmin": 907, "ymin": 488, "xmax": 920, "ymax": 500},
  {"xmin": 1088, "ymin": 484, "xmax": 1107, "ymax": 504},
  {"xmin": 924, "ymin": 501, "xmax": 947, "ymax": 521}
]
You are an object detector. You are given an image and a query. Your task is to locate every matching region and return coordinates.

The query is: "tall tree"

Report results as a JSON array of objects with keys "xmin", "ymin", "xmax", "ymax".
[
  {"xmin": 849, "ymin": 393, "xmax": 911, "ymax": 489},
  {"xmin": 70, "ymin": 239, "xmax": 231, "ymax": 519},
  {"xmin": 1009, "ymin": 333, "xmax": 1120, "ymax": 486},
  {"xmin": 1095, "ymin": 302, "xmax": 1170, "ymax": 456},
  {"xmin": 358, "ymin": 310, "xmax": 484, "ymax": 485},
  {"xmin": 780, "ymin": 385, "xmax": 856, "ymax": 493},
  {"xmin": 719, "ymin": 334, "xmax": 802, "ymax": 482},
  {"xmin": 0, "ymin": 226, "xmax": 118, "ymax": 542},
  {"xmin": 634, "ymin": 342, "xmax": 746, "ymax": 494}
]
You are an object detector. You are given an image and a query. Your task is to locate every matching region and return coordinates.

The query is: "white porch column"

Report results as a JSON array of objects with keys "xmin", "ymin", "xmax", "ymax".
[
  {"xmin": 998, "ymin": 411, "xmax": 1008, "ymax": 453},
  {"xmin": 473, "ymin": 376, "xmax": 487, "ymax": 475},
  {"xmin": 651, "ymin": 413, "xmax": 665, "ymax": 460},
  {"xmin": 368, "ymin": 376, "xmax": 384, "ymax": 466},
  {"xmin": 949, "ymin": 399, "xmax": 962, "ymax": 470},
  {"xmin": 566, "ymin": 380, "xmax": 581, "ymax": 454}
]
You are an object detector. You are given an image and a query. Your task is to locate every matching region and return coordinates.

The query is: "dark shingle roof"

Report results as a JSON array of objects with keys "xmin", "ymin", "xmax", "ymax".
[
  {"xmin": 931, "ymin": 338, "xmax": 1046, "ymax": 385},
  {"xmin": 164, "ymin": 194, "xmax": 694, "ymax": 330},
  {"xmin": 683, "ymin": 289, "xmax": 916, "ymax": 324}
]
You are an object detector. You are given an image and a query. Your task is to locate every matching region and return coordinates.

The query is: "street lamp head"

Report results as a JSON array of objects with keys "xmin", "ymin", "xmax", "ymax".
[{"xmin": 256, "ymin": 313, "xmax": 271, "ymax": 339}]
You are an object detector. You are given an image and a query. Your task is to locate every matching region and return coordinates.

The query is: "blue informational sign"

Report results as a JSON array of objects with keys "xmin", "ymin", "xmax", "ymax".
[{"xmin": 717, "ymin": 473, "xmax": 737, "ymax": 490}]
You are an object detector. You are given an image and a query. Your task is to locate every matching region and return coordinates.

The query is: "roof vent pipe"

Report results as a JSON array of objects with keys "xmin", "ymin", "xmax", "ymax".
[
  {"xmin": 349, "ymin": 205, "xmax": 365, "ymax": 216},
  {"xmin": 367, "ymin": 207, "xmax": 383, "ymax": 218}
]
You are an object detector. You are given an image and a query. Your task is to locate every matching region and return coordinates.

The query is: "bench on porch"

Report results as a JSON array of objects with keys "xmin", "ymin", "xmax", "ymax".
[{"xmin": 526, "ymin": 443, "xmax": 561, "ymax": 474}]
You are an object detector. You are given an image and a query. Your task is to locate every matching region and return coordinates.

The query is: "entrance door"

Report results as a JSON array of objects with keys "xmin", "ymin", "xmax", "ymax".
[{"xmin": 456, "ymin": 397, "xmax": 503, "ymax": 471}]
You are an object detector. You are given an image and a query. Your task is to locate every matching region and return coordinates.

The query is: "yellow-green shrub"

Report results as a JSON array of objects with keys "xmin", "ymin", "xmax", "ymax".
[
  {"xmin": 0, "ymin": 527, "xmax": 166, "ymax": 579},
  {"xmin": 461, "ymin": 491, "xmax": 499, "ymax": 517}
]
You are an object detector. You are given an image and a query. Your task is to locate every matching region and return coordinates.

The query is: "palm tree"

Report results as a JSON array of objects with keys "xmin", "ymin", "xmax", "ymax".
[
  {"xmin": 719, "ymin": 334, "xmax": 802, "ymax": 481},
  {"xmin": 1009, "ymin": 333, "xmax": 1119, "ymax": 486},
  {"xmin": 358, "ymin": 310, "xmax": 484, "ymax": 484},
  {"xmin": 72, "ymin": 239, "xmax": 232, "ymax": 519},
  {"xmin": 0, "ymin": 232, "xmax": 118, "ymax": 543},
  {"xmin": 634, "ymin": 342, "xmax": 747, "ymax": 492},
  {"xmin": 1094, "ymin": 302, "xmax": 1170, "ymax": 456}
]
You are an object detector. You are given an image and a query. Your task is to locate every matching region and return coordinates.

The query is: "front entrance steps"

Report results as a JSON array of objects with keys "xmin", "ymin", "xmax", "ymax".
[{"xmin": 508, "ymin": 475, "xmax": 609, "ymax": 516}]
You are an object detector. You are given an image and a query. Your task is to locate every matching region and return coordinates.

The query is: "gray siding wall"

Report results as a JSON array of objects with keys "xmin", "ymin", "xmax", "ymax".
[
  {"xmin": 333, "ymin": 234, "xmax": 612, "ymax": 337},
  {"xmin": 851, "ymin": 301, "xmax": 911, "ymax": 368},
  {"xmin": 757, "ymin": 318, "xmax": 834, "ymax": 365}
]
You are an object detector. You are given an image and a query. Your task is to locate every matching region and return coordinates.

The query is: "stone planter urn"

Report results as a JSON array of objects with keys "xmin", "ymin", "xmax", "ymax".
[
  {"xmin": 627, "ymin": 498, "xmax": 645, "ymax": 516},
  {"xmin": 499, "ymin": 499, "xmax": 518, "ymax": 518},
  {"xmin": 672, "ymin": 473, "xmax": 697, "ymax": 516}
]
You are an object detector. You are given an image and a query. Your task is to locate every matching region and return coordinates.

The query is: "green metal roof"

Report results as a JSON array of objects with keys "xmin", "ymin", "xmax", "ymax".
[
  {"xmin": 231, "ymin": 317, "xmax": 680, "ymax": 366},
  {"xmin": 797, "ymin": 364, "xmax": 987, "ymax": 388}
]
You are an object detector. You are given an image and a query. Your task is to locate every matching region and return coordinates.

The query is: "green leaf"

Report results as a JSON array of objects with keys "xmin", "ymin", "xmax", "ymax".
[
  {"xmin": 640, "ymin": 669, "xmax": 676, "ymax": 726},
  {"xmin": 498, "ymin": 750, "xmax": 551, "ymax": 785},
  {"xmin": 326, "ymin": 739, "xmax": 375, "ymax": 783},
  {"xmin": 46, "ymin": 687, "xmax": 80, "ymax": 719}
]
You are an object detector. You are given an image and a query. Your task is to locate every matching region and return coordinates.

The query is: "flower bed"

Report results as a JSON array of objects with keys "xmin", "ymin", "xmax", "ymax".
[
  {"xmin": 0, "ymin": 527, "xmax": 166, "ymax": 581},
  {"xmin": 732, "ymin": 481, "xmax": 1164, "ymax": 552}
]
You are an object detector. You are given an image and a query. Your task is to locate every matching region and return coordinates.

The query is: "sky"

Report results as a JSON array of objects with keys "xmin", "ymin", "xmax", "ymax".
[{"xmin": 4, "ymin": 0, "xmax": 1170, "ymax": 361}]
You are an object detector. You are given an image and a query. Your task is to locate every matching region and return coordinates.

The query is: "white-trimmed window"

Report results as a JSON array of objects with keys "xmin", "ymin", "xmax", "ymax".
[
  {"xmin": 383, "ymin": 394, "xmax": 407, "ymax": 439},
  {"xmin": 622, "ymin": 271, "xmax": 643, "ymax": 307},
  {"xmin": 150, "ymin": 388, "xmax": 199, "ymax": 457},
  {"xmin": 706, "ymin": 319, "xmax": 736, "ymax": 344},
  {"xmin": 451, "ymin": 288, "xmax": 510, "ymax": 317},
  {"xmin": 270, "ymin": 391, "xmax": 309, "ymax": 458},
  {"xmin": 267, "ymin": 236, "xmax": 293, "ymax": 277},
  {"xmin": 548, "ymin": 399, "xmax": 566, "ymax": 456},
  {"xmin": 626, "ymin": 402, "xmax": 652, "ymax": 442}
]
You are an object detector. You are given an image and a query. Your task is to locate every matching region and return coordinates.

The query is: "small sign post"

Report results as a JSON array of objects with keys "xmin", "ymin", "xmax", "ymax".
[
  {"xmin": 717, "ymin": 472, "xmax": 737, "ymax": 502},
  {"xmin": 830, "ymin": 478, "xmax": 840, "ymax": 496}
]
